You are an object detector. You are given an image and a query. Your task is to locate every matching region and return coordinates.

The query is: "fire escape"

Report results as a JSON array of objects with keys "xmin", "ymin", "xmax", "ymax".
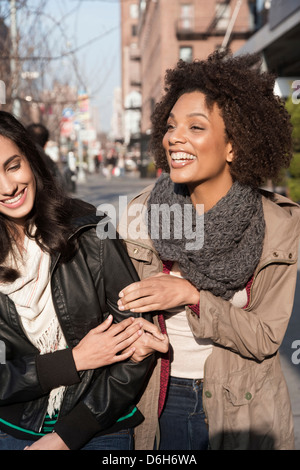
[{"xmin": 176, "ymin": 0, "xmax": 253, "ymax": 44}]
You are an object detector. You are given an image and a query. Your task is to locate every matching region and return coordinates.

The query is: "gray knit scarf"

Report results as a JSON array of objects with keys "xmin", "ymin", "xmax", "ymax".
[{"xmin": 147, "ymin": 174, "xmax": 265, "ymax": 300}]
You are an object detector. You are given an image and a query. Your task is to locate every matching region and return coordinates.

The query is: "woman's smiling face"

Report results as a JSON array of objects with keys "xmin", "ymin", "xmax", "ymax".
[
  {"xmin": 0, "ymin": 136, "xmax": 36, "ymax": 227},
  {"xmin": 163, "ymin": 91, "xmax": 234, "ymax": 197}
]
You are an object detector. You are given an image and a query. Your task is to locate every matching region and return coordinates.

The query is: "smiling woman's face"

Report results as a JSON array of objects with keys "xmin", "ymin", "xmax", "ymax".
[
  {"xmin": 162, "ymin": 91, "xmax": 234, "ymax": 203},
  {"xmin": 0, "ymin": 136, "xmax": 36, "ymax": 227}
]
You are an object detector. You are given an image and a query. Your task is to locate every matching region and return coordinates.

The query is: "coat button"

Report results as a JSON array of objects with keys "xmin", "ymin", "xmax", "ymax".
[
  {"xmin": 289, "ymin": 253, "xmax": 293, "ymax": 259},
  {"xmin": 205, "ymin": 391, "xmax": 212, "ymax": 398},
  {"xmin": 133, "ymin": 248, "xmax": 139, "ymax": 254},
  {"xmin": 273, "ymin": 252, "xmax": 278, "ymax": 257},
  {"xmin": 245, "ymin": 392, "xmax": 252, "ymax": 400}
]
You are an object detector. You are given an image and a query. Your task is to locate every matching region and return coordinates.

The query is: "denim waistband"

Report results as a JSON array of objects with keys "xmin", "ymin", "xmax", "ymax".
[{"xmin": 170, "ymin": 376, "xmax": 204, "ymax": 387}]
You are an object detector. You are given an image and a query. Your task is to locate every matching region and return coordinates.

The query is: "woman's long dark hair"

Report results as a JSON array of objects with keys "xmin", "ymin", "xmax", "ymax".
[{"xmin": 0, "ymin": 111, "xmax": 77, "ymax": 282}]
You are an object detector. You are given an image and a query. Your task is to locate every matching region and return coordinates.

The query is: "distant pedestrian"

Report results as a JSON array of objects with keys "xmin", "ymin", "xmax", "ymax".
[
  {"xmin": 27, "ymin": 123, "xmax": 64, "ymax": 188},
  {"xmin": 118, "ymin": 50, "xmax": 300, "ymax": 450}
]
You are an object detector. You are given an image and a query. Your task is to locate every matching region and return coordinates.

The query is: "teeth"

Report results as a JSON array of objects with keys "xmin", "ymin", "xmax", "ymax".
[
  {"xmin": 2, "ymin": 190, "xmax": 24, "ymax": 204},
  {"xmin": 171, "ymin": 152, "xmax": 196, "ymax": 161}
]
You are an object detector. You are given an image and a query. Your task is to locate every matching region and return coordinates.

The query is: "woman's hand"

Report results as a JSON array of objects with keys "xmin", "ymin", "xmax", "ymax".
[
  {"xmin": 124, "ymin": 318, "xmax": 169, "ymax": 362},
  {"xmin": 117, "ymin": 273, "xmax": 200, "ymax": 313},
  {"xmin": 24, "ymin": 433, "xmax": 69, "ymax": 450},
  {"xmin": 72, "ymin": 315, "xmax": 143, "ymax": 371}
]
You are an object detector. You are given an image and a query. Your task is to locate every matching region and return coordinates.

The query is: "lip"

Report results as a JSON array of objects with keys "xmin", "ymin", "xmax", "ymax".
[
  {"xmin": 0, "ymin": 188, "xmax": 27, "ymax": 209},
  {"xmin": 169, "ymin": 151, "xmax": 197, "ymax": 169}
]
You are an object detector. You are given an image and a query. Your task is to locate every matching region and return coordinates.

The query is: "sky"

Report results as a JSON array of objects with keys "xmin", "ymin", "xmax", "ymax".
[{"xmin": 40, "ymin": 0, "xmax": 122, "ymax": 133}]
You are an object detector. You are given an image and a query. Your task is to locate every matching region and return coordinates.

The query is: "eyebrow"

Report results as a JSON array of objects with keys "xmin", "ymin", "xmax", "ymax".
[
  {"xmin": 3, "ymin": 155, "xmax": 21, "ymax": 168},
  {"xmin": 169, "ymin": 112, "xmax": 210, "ymax": 121}
]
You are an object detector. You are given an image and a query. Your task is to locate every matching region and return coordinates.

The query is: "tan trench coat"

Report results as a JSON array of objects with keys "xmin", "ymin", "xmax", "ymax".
[{"xmin": 118, "ymin": 185, "xmax": 300, "ymax": 450}]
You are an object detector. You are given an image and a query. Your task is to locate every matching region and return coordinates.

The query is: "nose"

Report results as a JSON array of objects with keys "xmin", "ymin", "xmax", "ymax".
[
  {"xmin": 167, "ymin": 125, "xmax": 187, "ymax": 145},
  {"xmin": 0, "ymin": 174, "xmax": 18, "ymax": 198}
]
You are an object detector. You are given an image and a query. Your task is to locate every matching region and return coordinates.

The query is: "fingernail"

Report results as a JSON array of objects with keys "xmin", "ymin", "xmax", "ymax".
[{"xmin": 119, "ymin": 291, "xmax": 124, "ymax": 298}]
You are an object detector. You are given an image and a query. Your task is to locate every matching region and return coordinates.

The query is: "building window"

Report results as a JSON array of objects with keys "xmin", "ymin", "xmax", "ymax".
[
  {"xmin": 179, "ymin": 46, "xmax": 193, "ymax": 63},
  {"xmin": 215, "ymin": 2, "xmax": 231, "ymax": 30},
  {"xmin": 180, "ymin": 4, "xmax": 194, "ymax": 30},
  {"xmin": 139, "ymin": 0, "xmax": 146, "ymax": 13},
  {"xmin": 132, "ymin": 24, "xmax": 138, "ymax": 36},
  {"xmin": 130, "ymin": 4, "xmax": 139, "ymax": 19}
]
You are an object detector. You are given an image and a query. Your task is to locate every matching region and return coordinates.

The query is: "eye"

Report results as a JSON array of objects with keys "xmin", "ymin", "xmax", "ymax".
[
  {"xmin": 190, "ymin": 125, "xmax": 205, "ymax": 131},
  {"xmin": 166, "ymin": 123, "xmax": 175, "ymax": 131},
  {"xmin": 7, "ymin": 162, "xmax": 21, "ymax": 172}
]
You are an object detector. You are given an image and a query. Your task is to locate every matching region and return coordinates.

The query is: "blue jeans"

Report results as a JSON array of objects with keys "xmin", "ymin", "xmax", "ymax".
[
  {"xmin": 158, "ymin": 376, "xmax": 209, "ymax": 450},
  {"xmin": 0, "ymin": 429, "xmax": 133, "ymax": 450}
]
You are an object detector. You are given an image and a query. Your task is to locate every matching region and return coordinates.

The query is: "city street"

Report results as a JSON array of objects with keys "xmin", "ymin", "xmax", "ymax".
[
  {"xmin": 73, "ymin": 170, "xmax": 155, "ymax": 214},
  {"xmin": 75, "ymin": 170, "xmax": 300, "ymax": 450}
]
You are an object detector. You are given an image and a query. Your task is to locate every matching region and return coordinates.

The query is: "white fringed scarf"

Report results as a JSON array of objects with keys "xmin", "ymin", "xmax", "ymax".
[{"xmin": 0, "ymin": 235, "xmax": 67, "ymax": 417}]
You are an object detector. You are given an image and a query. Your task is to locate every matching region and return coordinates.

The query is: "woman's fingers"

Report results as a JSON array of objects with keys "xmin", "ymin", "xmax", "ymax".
[
  {"xmin": 118, "ymin": 282, "xmax": 157, "ymax": 312},
  {"xmin": 136, "ymin": 318, "xmax": 165, "ymax": 340},
  {"xmin": 118, "ymin": 276, "xmax": 162, "ymax": 301},
  {"xmin": 92, "ymin": 313, "xmax": 114, "ymax": 332},
  {"xmin": 92, "ymin": 315, "xmax": 134, "ymax": 336},
  {"xmin": 95, "ymin": 317, "xmax": 145, "ymax": 349},
  {"xmin": 73, "ymin": 317, "xmax": 142, "ymax": 370},
  {"xmin": 113, "ymin": 329, "xmax": 143, "ymax": 353},
  {"xmin": 112, "ymin": 347, "xmax": 136, "ymax": 363},
  {"xmin": 118, "ymin": 274, "xmax": 200, "ymax": 312},
  {"xmin": 111, "ymin": 322, "xmax": 143, "ymax": 349},
  {"xmin": 143, "ymin": 332, "xmax": 169, "ymax": 354},
  {"xmin": 118, "ymin": 275, "xmax": 170, "ymax": 312}
]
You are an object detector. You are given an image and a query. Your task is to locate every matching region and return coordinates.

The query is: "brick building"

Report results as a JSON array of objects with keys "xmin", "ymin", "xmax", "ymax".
[
  {"xmin": 121, "ymin": 0, "xmax": 256, "ymax": 163},
  {"xmin": 120, "ymin": 0, "xmax": 142, "ymax": 150}
]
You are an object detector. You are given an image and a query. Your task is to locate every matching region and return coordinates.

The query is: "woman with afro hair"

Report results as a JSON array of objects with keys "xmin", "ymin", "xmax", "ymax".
[{"xmin": 117, "ymin": 50, "xmax": 300, "ymax": 450}]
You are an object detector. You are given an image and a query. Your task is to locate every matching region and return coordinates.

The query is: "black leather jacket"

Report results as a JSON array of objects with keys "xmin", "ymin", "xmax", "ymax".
[{"xmin": 0, "ymin": 200, "xmax": 155, "ymax": 450}]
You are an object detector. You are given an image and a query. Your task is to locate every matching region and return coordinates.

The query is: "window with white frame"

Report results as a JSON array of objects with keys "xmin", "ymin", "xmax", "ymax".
[
  {"xmin": 180, "ymin": 4, "xmax": 194, "ymax": 30},
  {"xmin": 215, "ymin": 2, "xmax": 231, "ymax": 30},
  {"xmin": 130, "ymin": 3, "xmax": 139, "ymax": 19},
  {"xmin": 179, "ymin": 46, "xmax": 193, "ymax": 63}
]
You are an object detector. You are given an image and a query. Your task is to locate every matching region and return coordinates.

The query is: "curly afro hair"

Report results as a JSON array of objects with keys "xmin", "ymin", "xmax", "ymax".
[{"xmin": 150, "ymin": 50, "xmax": 293, "ymax": 188}]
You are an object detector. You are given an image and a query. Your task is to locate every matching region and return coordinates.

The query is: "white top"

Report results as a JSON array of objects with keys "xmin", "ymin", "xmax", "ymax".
[{"xmin": 165, "ymin": 266, "xmax": 248, "ymax": 379}]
